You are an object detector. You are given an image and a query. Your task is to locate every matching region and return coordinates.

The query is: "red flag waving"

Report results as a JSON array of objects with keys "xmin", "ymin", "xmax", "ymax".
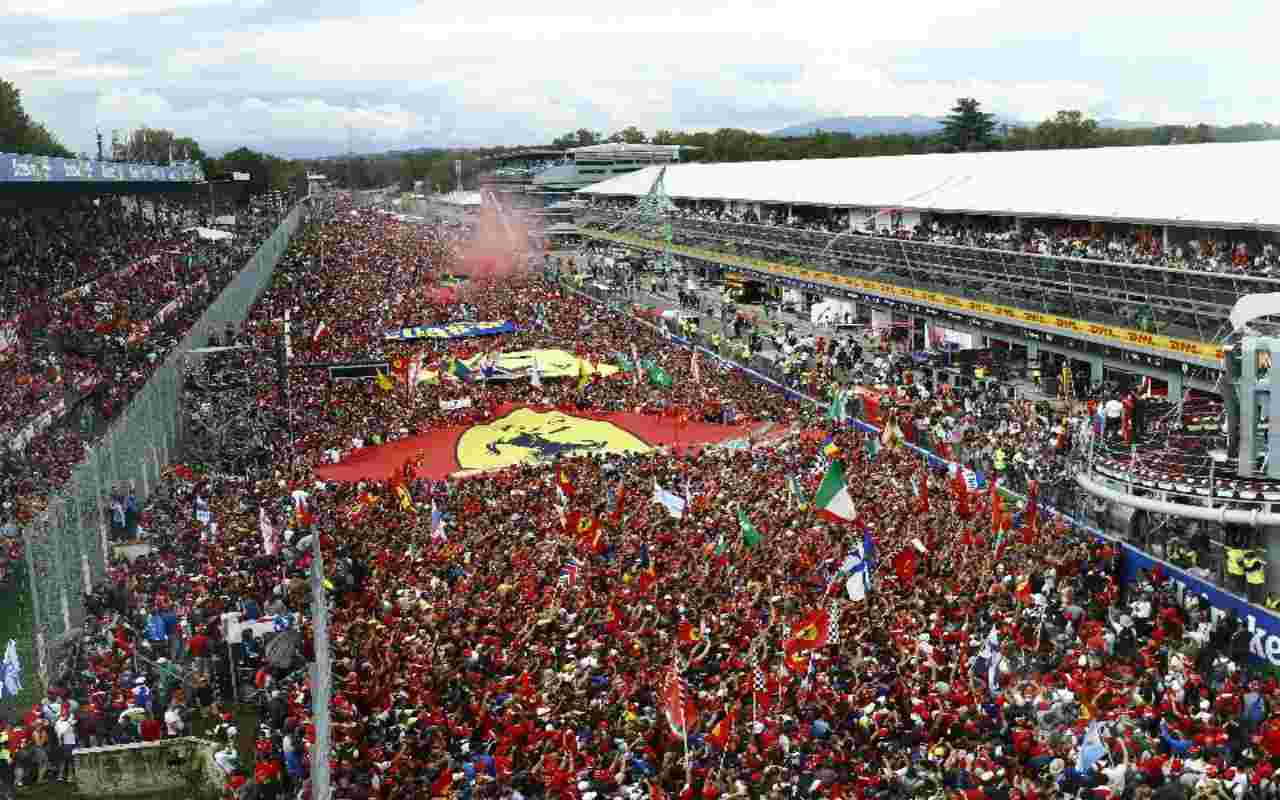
[
  {"xmin": 782, "ymin": 608, "xmax": 830, "ymax": 672},
  {"xmin": 892, "ymin": 548, "xmax": 918, "ymax": 583},
  {"xmin": 663, "ymin": 664, "xmax": 697, "ymax": 738},
  {"xmin": 706, "ymin": 708, "xmax": 736, "ymax": 750}
]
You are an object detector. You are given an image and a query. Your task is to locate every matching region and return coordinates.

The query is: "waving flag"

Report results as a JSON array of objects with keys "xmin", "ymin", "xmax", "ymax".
[
  {"xmin": 662, "ymin": 664, "xmax": 696, "ymax": 739},
  {"xmin": 430, "ymin": 500, "xmax": 448, "ymax": 543},
  {"xmin": 783, "ymin": 608, "xmax": 830, "ymax": 672},
  {"xmin": 259, "ymin": 507, "xmax": 278, "ymax": 556},
  {"xmin": 814, "ymin": 459, "xmax": 855, "ymax": 521},
  {"xmin": 737, "ymin": 508, "xmax": 763, "ymax": 549},
  {"xmin": 0, "ymin": 640, "xmax": 21, "ymax": 699},
  {"xmin": 653, "ymin": 482, "xmax": 687, "ymax": 519},
  {"xmin": 558, "ymin": 557, "xmax": 582, "ymax": 587},
  {"xmin": 706, "ymin": 708, "xmax": 736, "ymax": 750}
]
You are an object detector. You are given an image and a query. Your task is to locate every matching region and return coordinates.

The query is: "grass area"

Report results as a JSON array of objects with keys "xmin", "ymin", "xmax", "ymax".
[{"xmin": 0, "ymin": 572, "xmax": 45, "ymax": 718}]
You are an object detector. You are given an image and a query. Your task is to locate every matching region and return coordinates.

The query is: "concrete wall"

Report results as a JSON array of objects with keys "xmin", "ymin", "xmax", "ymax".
[{"xmin": 74, "ymin": 736, "xmax": 223, "ymax": 797}]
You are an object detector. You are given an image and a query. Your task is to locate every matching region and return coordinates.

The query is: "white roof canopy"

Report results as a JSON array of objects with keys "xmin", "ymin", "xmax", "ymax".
[
  {"xmin": 183, "ymin": 226, "xmax": 235, "ymax": 241},
  {"xmin": 580, "ymin": 140, "xmax": 1280, "ymax": 231}
]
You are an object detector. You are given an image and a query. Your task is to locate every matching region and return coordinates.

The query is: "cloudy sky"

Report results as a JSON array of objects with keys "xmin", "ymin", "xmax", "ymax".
[{"xmin": 5, "ymin": 0, "xmax": 1277, "ymax": 158}]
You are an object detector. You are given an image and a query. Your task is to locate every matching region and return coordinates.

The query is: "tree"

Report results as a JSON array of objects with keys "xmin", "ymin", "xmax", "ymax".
[
  {"xmin": 0, "ymin": 77, "xmax": 73, "ymax": 157},
  {"xmin": 608, "ymin": 126, "xmax": 647, "ymax": 144},
  {"xmin": 112, "ymin": 126, "xmax": 207, "ymax": 164},
  {"xmin": 941, "ymin": 97, "xmax": 997, "ymax": 151},
  {"xmin": 1034, "ymin": 110, "xmax": 1099, "ymax": 149}
]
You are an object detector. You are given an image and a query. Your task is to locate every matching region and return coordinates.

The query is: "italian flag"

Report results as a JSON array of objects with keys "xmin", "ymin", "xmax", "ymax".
[
  {"xmin": 312, "ymin": 320, "xmax": 328, "ymax": 342},
  {"xmin": 814, "ymin": 460, "xmax": 856, "ymax": 522}
]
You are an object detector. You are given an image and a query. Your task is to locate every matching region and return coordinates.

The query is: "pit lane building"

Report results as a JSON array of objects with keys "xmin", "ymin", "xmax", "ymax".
[{"xmin": 579, "ymin": 139, "xmax": 1280, "ymax": 398}]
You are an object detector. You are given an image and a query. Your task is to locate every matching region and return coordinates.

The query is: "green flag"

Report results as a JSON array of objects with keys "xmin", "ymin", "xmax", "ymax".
[
  {"xmin": 737, "ymin": 508, "xmax": 762, "ymax": 549},
  {"xmin": 647, "ymin": 363, "xmax": 673, "ymax": 388}
]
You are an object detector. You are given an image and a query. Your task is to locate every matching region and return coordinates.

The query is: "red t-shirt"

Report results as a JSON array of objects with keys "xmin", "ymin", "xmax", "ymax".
[
  {"xmin": 188, "ymin": 633, "xmax": 210, "ymax": 658},
  {"xmin": 140, "ymin": 719, "xmax": 163, "ymax": 741}
]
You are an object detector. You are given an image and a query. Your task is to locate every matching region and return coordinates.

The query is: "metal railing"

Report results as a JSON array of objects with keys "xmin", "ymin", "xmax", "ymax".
[{"xmin": 20, "ymin": 203, "xmax": 304, "ymax": 689}]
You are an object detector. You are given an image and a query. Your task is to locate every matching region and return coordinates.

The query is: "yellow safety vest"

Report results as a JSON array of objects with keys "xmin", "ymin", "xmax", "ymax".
[
  {"xmin": 1266, "ymin": 595, "xmax": 1280, "ymax": 611},
  {"xmin": 1245, "ymin": 554, "xmax": 1266, "ymax": 585},
  {"xmin": 994, "ymin": 449, "xmax": 1007, "ymax": 471},
  {"xmin": 1227, "ymin": 548, "xmax": 1246, "ymax": 576}
]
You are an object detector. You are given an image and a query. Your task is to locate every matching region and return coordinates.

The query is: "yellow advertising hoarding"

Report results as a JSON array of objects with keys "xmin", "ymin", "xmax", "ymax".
[{"xmin": 593, "ymin": 230, "xmax": 1223, "ymax": 364}]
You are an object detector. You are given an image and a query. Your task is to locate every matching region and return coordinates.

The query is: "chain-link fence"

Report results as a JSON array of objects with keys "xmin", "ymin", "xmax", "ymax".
[{"xmin": 20, "ymin": 203, "xmax": 303, "ymax": 690}]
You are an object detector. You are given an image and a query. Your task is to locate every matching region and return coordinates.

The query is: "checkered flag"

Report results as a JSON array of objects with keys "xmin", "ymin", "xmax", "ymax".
[
  {"xmin": 827, "ymin": 602, "xmax": 841, "ymax": 645},
  {"xmin": 749, "ymin": 635, "xmax": 767, "ymax": 693}
]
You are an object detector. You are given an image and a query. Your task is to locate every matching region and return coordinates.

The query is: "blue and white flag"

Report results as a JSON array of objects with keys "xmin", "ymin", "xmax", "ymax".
[
  {"xmin": 652, "ymin": 482, "xmax": 687, "ymax": 519},
  {"xmin": 1076, "ymin": 720, "xmax": 1107, "ymax": 773},
  {"xmin": 430, "ymin": 500, "xmax": 448, "ymax": 543},
  {"xmin": 1, "ymin": 639, "xmax": 22, "ymax": 698}
]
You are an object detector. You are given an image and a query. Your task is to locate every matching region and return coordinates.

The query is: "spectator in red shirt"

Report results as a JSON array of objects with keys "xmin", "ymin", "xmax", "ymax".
[{"xmin": 187, "ymin": 631, "xmax": 209, "ymax": 659}]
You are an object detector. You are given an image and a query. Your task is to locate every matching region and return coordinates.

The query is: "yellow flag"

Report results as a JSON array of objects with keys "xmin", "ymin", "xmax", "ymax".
[{"xmin": 376, "ymin": 371, "xmax": 394, "ymax": 392}]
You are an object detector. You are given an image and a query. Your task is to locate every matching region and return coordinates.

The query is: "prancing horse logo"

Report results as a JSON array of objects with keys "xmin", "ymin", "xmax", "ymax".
[{"xmin": 455, "ymin": 408, "xmax": 651, "ymax": 471}]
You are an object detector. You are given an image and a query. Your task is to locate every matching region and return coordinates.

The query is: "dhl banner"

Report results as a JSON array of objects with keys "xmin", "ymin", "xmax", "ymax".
[
  {"xmin": 590, "ymin": 231, "xmax": 1224, "ymax": 365},
  {"xmin": 419, "ymin": 349, "xmax": 621, "ymax": 383},
  {"xmin": 314, "ymin": 404, "xmax": 748, "ymax": 482},
  {"xmin": 384, "ymin": 320, "xmax": 517, "ymax": 341}
]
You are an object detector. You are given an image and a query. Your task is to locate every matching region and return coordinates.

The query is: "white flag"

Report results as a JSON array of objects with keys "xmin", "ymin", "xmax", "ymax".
[
  {"xmin": 1, "ymin": 639, "xmax": 22, "ymax": 698},
  {"xmin": 260, "ymin": 507, "xmax": 278, "ymax": 556}
]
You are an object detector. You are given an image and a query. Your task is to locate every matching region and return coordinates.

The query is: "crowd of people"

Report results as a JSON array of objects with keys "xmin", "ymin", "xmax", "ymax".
[
  {"xmin": 0, "ymin": 196, "xmax": 295, "ymax": 541},
  {"xmin": 585, "ymin": 198, "xmax": 1280, "ymax": 276},
  {"xmin": 7, "ymin": 197, "xmax": 1280, "ymax": 800}
]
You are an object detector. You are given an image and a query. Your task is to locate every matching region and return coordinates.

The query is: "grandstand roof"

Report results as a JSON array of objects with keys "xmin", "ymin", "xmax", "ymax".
[{"xmin": 579, "ymin": 140, "xmax": 1280, "ymax": 230}]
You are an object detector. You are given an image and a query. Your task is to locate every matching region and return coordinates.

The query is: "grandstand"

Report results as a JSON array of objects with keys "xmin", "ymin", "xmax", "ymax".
[
  {"xmin": 0, "ymin": 150, "xmax": 292, "ymax": 535},
  {"xmin": 579, "ymin": 140, "xmax": 1280, "ymax": 398}
]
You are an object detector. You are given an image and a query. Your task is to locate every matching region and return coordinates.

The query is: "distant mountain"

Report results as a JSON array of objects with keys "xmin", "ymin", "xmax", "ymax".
[
  {"xmin": 1093, "ymin": 118, "xmax": 1158, "ymax": 130},
  {"xmin": 771, "ymin": 115, "xmax": 1161, "ymax": 139},
  {"xmin": 770, "ymin": 116, "xmax": 946, "ymax": 138}
]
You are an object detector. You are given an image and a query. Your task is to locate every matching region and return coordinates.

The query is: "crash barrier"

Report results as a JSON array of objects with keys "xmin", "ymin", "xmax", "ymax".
[
  {"xmin": 562, "ymin": 275, "xmax": 1280, "ymax": 667},
  {"xmin": 20, "ymin": 204, "xmax": 304, "ymax": 693},
  {"xmin": 73, "ymin": 736, "xmax": 223, "ymax": 798}
]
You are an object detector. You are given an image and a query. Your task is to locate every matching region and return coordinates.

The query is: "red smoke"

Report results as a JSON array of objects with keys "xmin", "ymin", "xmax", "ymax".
[{"xmin": 453, "ymin": 200, "xmax": 535, "ymax": 279}]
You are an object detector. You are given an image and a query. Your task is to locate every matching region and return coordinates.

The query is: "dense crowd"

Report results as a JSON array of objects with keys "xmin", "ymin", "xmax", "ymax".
[
  {"xmin": 0, "ymin": 197, "xmax": 295, "ymax": 533},
  {"xmin": 10, "ymin": 200, "xmax": 1280, "ymax": 800},
  {"xmin": 586, "ymin": 199, "xmax": 1280, "ymax": 276}
]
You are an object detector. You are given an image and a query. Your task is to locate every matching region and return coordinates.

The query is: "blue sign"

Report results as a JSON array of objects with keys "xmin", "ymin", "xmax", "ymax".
[
  {"xmin": 0, "ymin": 153, "xmax": 205, "ymax": 183},
  {"xmin": 383, "ymin": 320, "xmax": 517, "ymax": 341}
]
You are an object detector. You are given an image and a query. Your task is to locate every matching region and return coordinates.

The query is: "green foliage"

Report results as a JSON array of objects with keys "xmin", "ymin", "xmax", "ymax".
[
  {"xmin": 941, "ymin": 97, "xmax": 998, "ymax": 151},
  {"xmin": 0, "ymin": 77, "xmax": 73, "ymax": 157},
  {"xmin": 552, "ymin": 128, "xmax": 603, "ymax": 148},
  {"xmin": 206, "ymin": 147, "xmax": 304, "ymax": 193}
]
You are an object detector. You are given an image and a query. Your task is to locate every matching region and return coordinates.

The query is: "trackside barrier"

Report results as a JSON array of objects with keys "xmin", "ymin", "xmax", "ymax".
[{"xmin": 562, "ymin": 277, "xmax": 1280, "ymax": 666}]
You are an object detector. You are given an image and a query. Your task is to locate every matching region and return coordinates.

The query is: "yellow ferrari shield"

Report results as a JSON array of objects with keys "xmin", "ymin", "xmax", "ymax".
[{"xmin": 456, "ymin": 408, "xmax": 651, "ymax": 472}]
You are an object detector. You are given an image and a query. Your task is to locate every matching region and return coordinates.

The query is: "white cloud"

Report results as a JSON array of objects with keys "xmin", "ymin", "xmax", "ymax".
[
  {"xmin": 4, "ymin": 51, "xmax": 136, "ymax": 81},
  {"xmin": 4, "ymin": 0, "xmax": 1279, "ymax": 154},
  {"xmin": 4, "ymin": 0, "xmax": 238, "ymax": 20},
  {"xmin": 92, "ymin": 89, "xmax": 432, "ymax": 153}
]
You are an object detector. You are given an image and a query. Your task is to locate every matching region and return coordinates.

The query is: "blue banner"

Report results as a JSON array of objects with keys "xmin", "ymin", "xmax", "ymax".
[
  {"xmin": 0, "ymin": 153, "xmax": 205, "ymax": 184},
  {"xmin": 383, "ymin": 321, "xmax": 517, "ymax": 341}
]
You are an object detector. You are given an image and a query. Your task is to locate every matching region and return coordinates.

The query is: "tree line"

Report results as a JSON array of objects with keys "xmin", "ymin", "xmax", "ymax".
[{"xmin": 4, "ymin": 84, "xmax": 1278, "ymax": 195}]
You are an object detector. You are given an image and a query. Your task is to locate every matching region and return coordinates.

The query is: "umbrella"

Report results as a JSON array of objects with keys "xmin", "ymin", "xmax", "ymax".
[{"xmin": 264, "ymin": 629, "xmax": 301, "ymax": 669}]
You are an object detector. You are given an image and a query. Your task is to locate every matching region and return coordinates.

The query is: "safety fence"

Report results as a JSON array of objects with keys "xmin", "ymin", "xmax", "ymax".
[{"xmin": 18, "ymin": 203, "xmax": 304, "ymax": 692}]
